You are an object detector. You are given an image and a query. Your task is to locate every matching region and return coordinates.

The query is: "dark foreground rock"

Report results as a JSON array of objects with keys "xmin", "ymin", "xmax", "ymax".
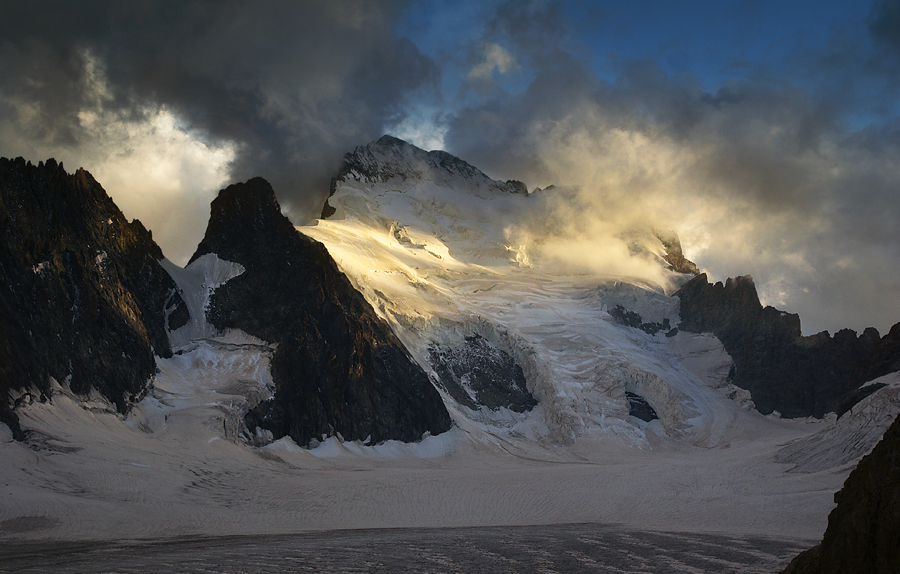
[
  {"xmin": 781, "ymin": 413, "xmax": 900, "ymax": 574},
  {"xmin": 191, "ymin": 177, "xmax": 451, "ymax": 446},
  {"xmin": 675, "ymin": 274, "xmax": 889, "ymax": 418},
  {"xmin": 0, "ymin": 157, "xmax": 188, "ymax": 439},
  {"xmin": 429, "ymin": 334, "xmax": 537, "ymax": 412}
]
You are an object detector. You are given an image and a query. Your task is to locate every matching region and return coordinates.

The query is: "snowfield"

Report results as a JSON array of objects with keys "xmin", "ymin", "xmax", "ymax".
[{"xmin": 2, "ymin": 155, "xmax": 899, "ymax": 552}]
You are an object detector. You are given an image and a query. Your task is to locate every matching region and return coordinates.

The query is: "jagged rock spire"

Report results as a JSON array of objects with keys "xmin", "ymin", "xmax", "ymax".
[{"xmin": 192, "ymin": 177, "xmax": 452, "ymax": 446}]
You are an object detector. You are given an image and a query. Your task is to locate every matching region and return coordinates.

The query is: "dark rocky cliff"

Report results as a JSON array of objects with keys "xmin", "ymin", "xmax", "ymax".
[
  {"xmin": 781, "ymin": 413, "xmax": 900, "ymax": 574},
  {"xmin": 190, "ymin": 177, "xmax": 452, "ymax": 446},
  {"xmin": 0, "ymin": 157, "xmax": 189, "ymax": 439},
  {"xmin": 675, "ymin": 273, "xmax": 886, "ymax": 418}
]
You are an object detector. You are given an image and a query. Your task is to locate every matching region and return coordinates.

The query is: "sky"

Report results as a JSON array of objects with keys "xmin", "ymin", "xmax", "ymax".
[{"xmin": 1, "ymin": 0, "xmax": 899, "ymax": 335}]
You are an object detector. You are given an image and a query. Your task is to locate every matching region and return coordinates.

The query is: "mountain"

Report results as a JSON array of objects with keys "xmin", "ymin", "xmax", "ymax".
[
  {"xmin": 2, "ymin": 140, "xmax": 900, "ymax": 557},
  {"xmin": 0, "ymin": 157, "xmax": 188, "ymax": 439},
  {"xmin": 311, "ymin": 135, "xmax": 899, "ymax": 435},
  {"xmin": 189, "ymin": 177, "xmax": 451, "ymax": 446}
]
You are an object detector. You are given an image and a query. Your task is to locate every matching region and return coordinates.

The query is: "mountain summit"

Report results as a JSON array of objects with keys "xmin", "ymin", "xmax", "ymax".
[
  {"xmin": 342, "ymin": 135, "xmax": 527, "ymax": 193},
  {"xmin": 322, "ymin": 135, "xmax": 526, "ymax": 218},
  {"xmin": 0, "ymin": 147, "xmax": 898, "ymax": 557}
]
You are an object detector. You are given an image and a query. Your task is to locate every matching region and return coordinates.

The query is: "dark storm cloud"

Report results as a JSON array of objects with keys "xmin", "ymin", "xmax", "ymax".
[
  {"xmin": 443, "ymin": 0, "xmax": 900, "ymax": 334},
  {"xmin": 869, "ymin": 0, "xmax": 900, "ymax": 51},
  {"xmin": 0, "ymin": 0, "xmax": 437, "ymax": 220}
]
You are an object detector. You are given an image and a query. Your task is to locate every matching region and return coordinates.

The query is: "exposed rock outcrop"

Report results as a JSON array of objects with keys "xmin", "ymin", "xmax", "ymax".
[
  {"xmin": 191, "ymin": 177, "xmax": 452, "ymax": 446},
  {"xmin": 321, "ymin": 135, "xmax": 526, "ymax": 218},
  {"xmin": 653, "ymin": 229, "xmax": 700, "ymax": 276},
  {"xmin": 781, "ymin": 413, "xmax": 900, "ymax": 573},
  {"xmin": 675, "ymin": 273, "xmax": 883, "ymax": 418},
  {"xmin": 0, "ymin": 157, "xmax": 189, "ymax": 439},
  {"xmin": 429, "ymin": 334, "xmax": 537, "ymax": 413},
  {"xmin": 609, "ymin": 305, "xmax": 677, "ymax": 337},
  {"xmin": 851, "ymin": 322, "xmax": 900, "ymax": 389}
]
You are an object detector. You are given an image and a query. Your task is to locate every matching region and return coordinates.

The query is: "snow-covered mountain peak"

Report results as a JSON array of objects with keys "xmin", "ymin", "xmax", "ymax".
[
  {"xmin": 335, "ymin": 135, "xmax": 527, "ymax": 196},
  {"xmin": 305, "ymin": 144, "xmax": 750, "ymax": 448}
]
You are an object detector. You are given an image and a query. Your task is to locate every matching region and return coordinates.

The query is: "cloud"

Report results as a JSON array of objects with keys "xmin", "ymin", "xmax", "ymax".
[
  {"xmin": 468, "ymin": 43, "xmax": 517, "ymax": 80},
  {"xmin": 465, "ymin": 42, "xmax": 519, "ymax": 96},
  {"xmin": 869, "ymin": 0, "xmax": 900, "ymax": 52},
  {"xmin": 443, "ymin": 0, "xmax": 900, "ymax": 335},
  {"xmin": 2, "ymin": 0, "xmax": 899, "ymax": 335},
  {"xmin": 0, "ymin": 48, "xmax": 236, "ymax": 265},
  {"xmin": 0, "ymin": 0, "xmax": 437, "ymax": 258}
]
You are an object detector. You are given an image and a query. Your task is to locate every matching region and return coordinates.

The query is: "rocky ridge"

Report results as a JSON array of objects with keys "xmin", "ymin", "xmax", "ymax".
[
  {"xmin": 653, "ymin": 229, "xmax": 701, "ymax": 276},
  {"xmin": 0, "ymin": 157, "xmax": 188, "ymax": 439},
  {"xmin": 675, "ymin": 273, "xmax": 889, "ymax": 418},
  {"xmin": 190, "ymin": 177, "xmax": 452, "ymax": 446}
]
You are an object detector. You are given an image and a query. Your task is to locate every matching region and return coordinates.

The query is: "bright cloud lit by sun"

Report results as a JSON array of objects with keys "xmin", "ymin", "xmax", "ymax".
[
  {"xmin": 2, "ymin": 1, "xmax": 899, "ymax": 333},
  {"xmin": 84, "ymin": 107, "xmax": 237, "ymax": 265},
  {"xmin": 0, "ymin": 50, "xmax": 236, "ymax": 265}
]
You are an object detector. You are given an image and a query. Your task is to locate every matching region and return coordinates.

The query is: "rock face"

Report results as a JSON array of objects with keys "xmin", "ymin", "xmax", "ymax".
[
  {"xmin": 834, "ymin": 323, "xmax": 900, "ymax": 416},
  {"xmin": 428, "ymin": 334, "xmax": 537, "ymax": 413},
  {"xmin": 0, "ymin": 157, "xmax": 189, "ymax": 439},
  {"xmin": 653, "ymin": 230, "xmax": 701, "ymax": 276},
  {"xmin": 675, "ymin": 273, "xmax": 884, "ymax": 418},
  {"xmin": 609, "ymin": 305, "xmax": 678, "ymax": 337},
  {"xmin": 321, "ymin": 135, "xmax": 527, "ymax": 218},
  {"xmin": 781, "ymin": 413, "xmax": 900, "ymax": 574},
  {"xmin": 851, "ymin": 322, "xmax": 900, "ymax": 388},
  {"xmin": 190, "ymin": 177, "xmax": 452, "ymax": 446}
]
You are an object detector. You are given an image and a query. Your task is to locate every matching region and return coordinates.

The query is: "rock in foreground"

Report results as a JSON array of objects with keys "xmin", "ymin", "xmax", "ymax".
[{"xmin": 781, "ymin": 413, "xmax": 900, "ymax": 574}]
